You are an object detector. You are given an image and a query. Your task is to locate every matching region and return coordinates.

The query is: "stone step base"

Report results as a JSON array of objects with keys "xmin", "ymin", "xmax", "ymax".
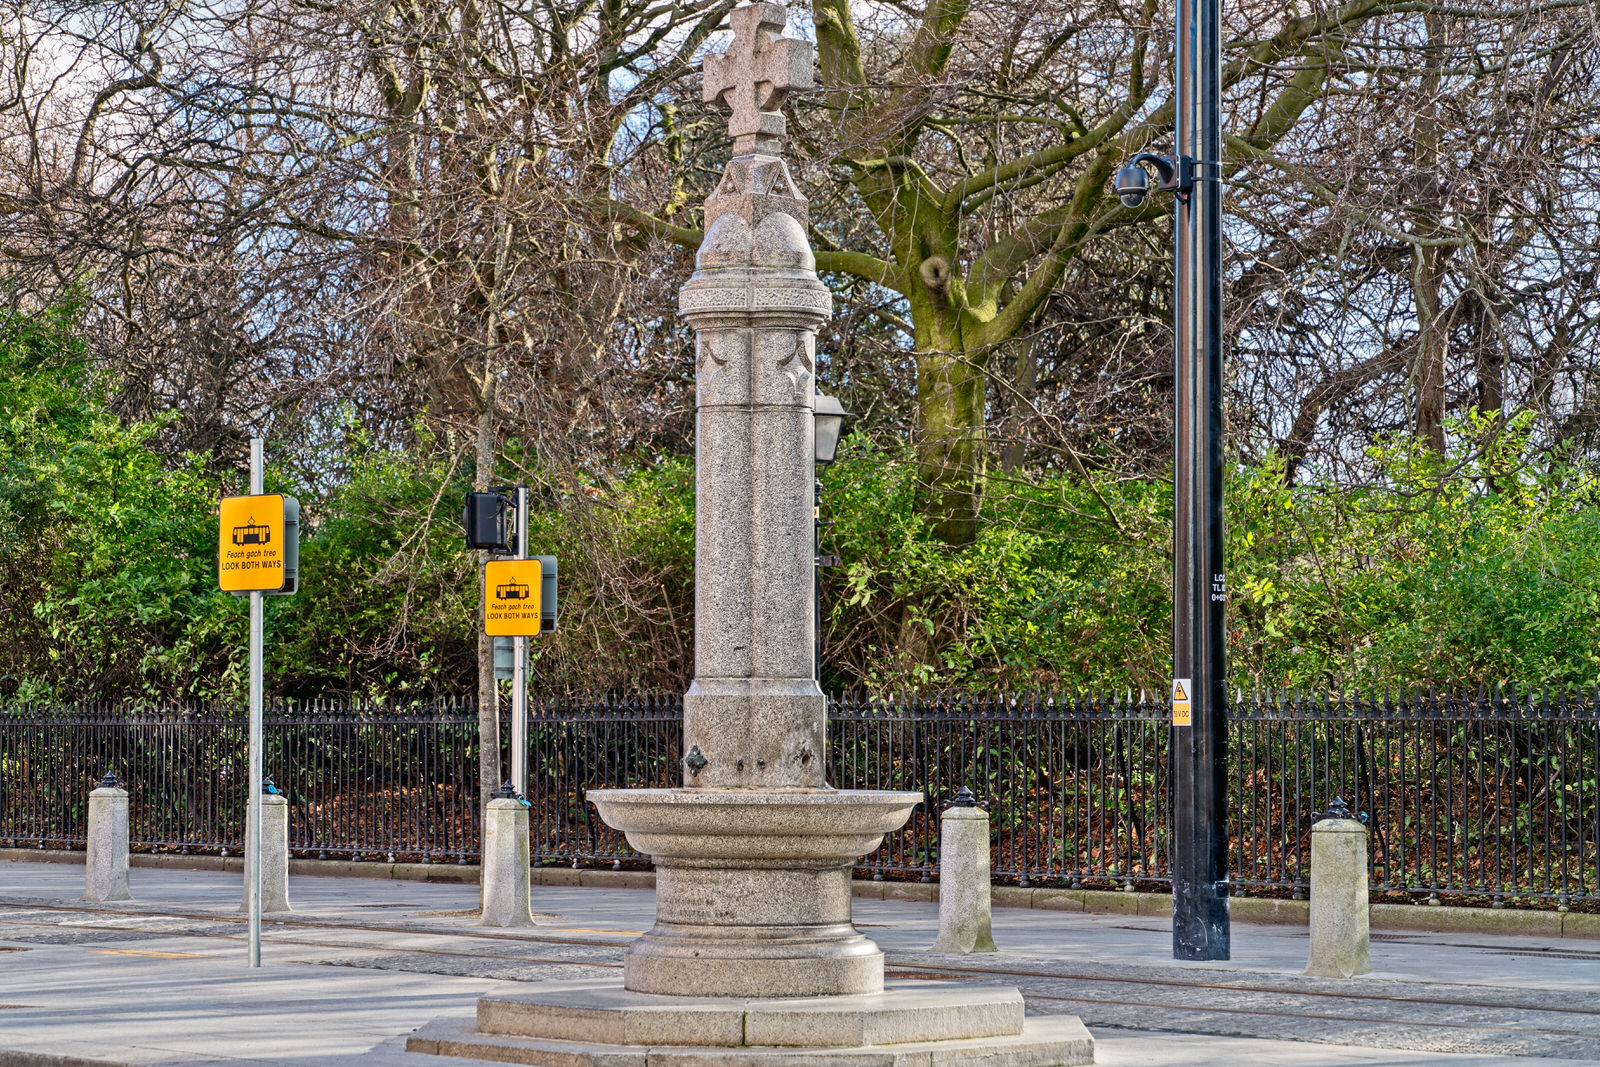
[
  {"xmin": 475, "ymin": 980, "xmax": 1025, "ymax": 1048},
  {"xmin": 406, "ymin": 1014, "xmax": 1094, "ymax": 1066}
]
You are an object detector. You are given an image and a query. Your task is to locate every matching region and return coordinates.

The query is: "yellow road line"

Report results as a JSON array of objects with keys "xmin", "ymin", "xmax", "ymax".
[{"xmin": 90, "ymin": 948, "xmax": 209, "ymax": 959}]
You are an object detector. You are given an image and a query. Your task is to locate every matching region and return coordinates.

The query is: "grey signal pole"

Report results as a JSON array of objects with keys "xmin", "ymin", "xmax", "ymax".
[
  {"xmin": 247, "ymin": 437, "xmax": 264, "ymax": 967},
  {"xmin": 1171, "ymin": 0, "xmax": 1230, "ymax": 961},
  {"xmin": 510, "ymin": 486, "xmax": 529, "ymax": 797}
]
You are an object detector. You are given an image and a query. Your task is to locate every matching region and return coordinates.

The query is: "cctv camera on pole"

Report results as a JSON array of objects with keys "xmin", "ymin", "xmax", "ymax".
[{"xmin": 1113, "ymin": 153, "xmax": 1194, "ymax": 209}]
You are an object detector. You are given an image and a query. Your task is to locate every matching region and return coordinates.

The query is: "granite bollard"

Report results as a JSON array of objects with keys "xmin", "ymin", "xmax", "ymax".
[
  {"xmin": 84, "ymin": 774, "xmax": 132, "ymax": 903},
  {"xmin": 242, "ymin": 788, "xmax": 291, "ymax": 914},
  {"xmin": 1305, "ymin": 797, "xmax": 1372, "ymax": 978},
  {"xmin": 932, "ymin": 788, "xmax": 996, "ymax": 954},
  {"xmin": 479, "ymin": 791, "xmax": 534, "ymax": 928}
]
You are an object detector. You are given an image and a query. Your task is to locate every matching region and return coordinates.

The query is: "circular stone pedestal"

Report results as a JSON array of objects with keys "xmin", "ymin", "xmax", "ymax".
[
  {"xmin": 588, "ymin": 788, "xmax": 921, "ymax": 998},
  {"xmin": 405, "ymin": 979, "xmax": 1096, "ymax": 1065}
]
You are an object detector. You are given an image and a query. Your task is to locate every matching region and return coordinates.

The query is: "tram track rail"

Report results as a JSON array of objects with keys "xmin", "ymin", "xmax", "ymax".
[
  {"xmin": 884, "ymin": 957, "xmax": 1600, "ymax": 1019},
  {"xmin": 0, "ymin": 900, "xmax": 628, "ymax": 968},
  {"xmin": 0, "ymin": 899, "xmax": 631, "ymax": 949},
  {"xmin": 1017, "ymin": 989, "xmax": 1600, "ymax": 1041}
]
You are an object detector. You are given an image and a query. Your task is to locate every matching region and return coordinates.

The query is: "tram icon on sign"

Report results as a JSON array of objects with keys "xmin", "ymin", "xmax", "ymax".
[
  {"xmin": 232, "ymin": 518, "xmax": 271, "ymax": 546},
  {"xmin": 496, "ymin": 580, "xmax": 531, "ymax": 601}
]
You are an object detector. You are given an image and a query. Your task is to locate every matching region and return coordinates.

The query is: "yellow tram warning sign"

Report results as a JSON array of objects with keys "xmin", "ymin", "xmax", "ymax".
[
  {"xmin": 1171, "ymin": 678, "xmax": 1192, "ymax": 727},
  {"xmin": 219, "ymin": 495, "xmax": 287, "ymax": 592},
  {"xmin": 484, "ymin": 559, "xmax": 543, "ymax": 636}
]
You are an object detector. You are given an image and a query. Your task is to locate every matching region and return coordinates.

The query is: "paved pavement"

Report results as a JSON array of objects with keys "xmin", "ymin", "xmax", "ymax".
[{"xmin": 2, "ymin": 860, "xmax": 1598, "ymax": 1066}]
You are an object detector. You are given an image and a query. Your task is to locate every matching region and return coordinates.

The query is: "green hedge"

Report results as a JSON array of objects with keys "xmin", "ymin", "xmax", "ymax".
[{"xmin": 4, "ymin": 306, "xmax": 1597, "ymax": 699}]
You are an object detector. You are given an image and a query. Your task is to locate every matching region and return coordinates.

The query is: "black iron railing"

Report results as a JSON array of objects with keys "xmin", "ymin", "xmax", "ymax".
[
  {"xmin": 2, "ymin": 689, "xmax": 1596, "ymax": 903},
  {"xmin": 526, "ymin": 693, "xmax": 681, "ymax": 866},
  {"xmin": 0, "ymin": 698, "xmax": 481, "ymax": 862}
]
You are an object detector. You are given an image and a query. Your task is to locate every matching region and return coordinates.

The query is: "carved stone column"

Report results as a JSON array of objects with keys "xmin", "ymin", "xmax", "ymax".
[
  {"xmin": 678, "ymin": 150, "xmax": 832, "ymax": 792},
  {"xmin": 591, "ymin": 2, "xmax": 919, "ymax": 999}
]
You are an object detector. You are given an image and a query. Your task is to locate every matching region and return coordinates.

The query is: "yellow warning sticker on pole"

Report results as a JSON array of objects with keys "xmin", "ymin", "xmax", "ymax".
[
  {"xmin": 484, "ymin": 559, "xmax": 543, "ymax": 636},
  {"xmin": 218, "ymin": 495, "xmax": 286, "ymax": 592},
  {"xmin": 1171, "ymin": 678, "xmax": 1192, "ymax": 726}
]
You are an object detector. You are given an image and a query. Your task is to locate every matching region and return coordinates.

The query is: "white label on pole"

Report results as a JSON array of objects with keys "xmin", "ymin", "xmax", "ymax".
[{"xmin": 1172, "ymin": 678, "xmax": 1192, "ymax": 727}]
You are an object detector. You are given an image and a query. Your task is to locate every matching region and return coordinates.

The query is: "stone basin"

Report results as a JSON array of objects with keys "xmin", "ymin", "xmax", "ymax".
[
  {"xmin": 588, "ymin": 787, "xmax": 922, "ymax": 864},
  {"xmin": 588, "ymin": 787, "xmax": 922, "ymax": 997}
]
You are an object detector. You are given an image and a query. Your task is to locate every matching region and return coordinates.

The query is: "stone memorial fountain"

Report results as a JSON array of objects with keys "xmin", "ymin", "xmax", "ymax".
[{"xmin": 410, "ymin": 5, "xmax": 1094, "ymax": 1061}]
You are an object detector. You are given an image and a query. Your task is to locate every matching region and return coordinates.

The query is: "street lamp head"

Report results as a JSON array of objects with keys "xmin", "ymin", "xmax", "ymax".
[
  {"xmin": 813, "ymin": 392, "xmax": 851, "ymax": 467},
  {"xmin": 1114, "ymin": 162, "xmax": 1151, "ymax": 208}
]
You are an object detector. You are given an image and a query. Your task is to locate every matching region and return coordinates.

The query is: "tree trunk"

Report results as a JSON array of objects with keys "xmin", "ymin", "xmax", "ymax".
[
  {"xmin": 915, "ymin": 350, "xmax": 987, "ymax": 546},
  {"xmin": 1472, "ymin": 289, "xmax": 1502, "ymax": 418},
  {"xmin": 474, "ymin": 366, "xmax": 499, "ymax": 816},
  {"xmin": 1410, "ymin": 14, "xmax": 1449, "ymax": 454},
  {"xmin": 1411, "ymin": 243, "xmax": 1449, "ymax": 453},
  {"xmin": 910, "ymin": 261, "xmax": 986, "ymax": 547},
  {"xmin": 1001, "ymin": 334, "xmax": 1039, "ymax": 474}
]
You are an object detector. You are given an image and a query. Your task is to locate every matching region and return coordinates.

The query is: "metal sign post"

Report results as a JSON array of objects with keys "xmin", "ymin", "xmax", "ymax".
[
  {"xmin": 511, "ymin": 486, "xmax": 529, "ymax": 797},
  {"xmin": 1171, "ymin": 0, "xmax": 1230, "ymax": 962},
  {"xmin": 247, "ymin": 437, "xmax": 264, "ymax": 968},
  {"xmin": 216, "ymin": 440, "xmax": 297, "ymax": 967}
]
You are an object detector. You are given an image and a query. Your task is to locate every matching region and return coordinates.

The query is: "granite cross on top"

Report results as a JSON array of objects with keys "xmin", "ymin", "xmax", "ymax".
[{"xmin": 703, "ymin": 3, "xmax": 813, "ymax": 156}]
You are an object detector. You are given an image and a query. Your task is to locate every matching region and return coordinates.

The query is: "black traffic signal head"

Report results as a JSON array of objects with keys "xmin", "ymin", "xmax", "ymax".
[
  {"xmin": 463, "ymin": 491, "xmax": 515, "ymax": 553},
  {"xmin": 261, "ymin": 495, "xmax": 300, "ymax": 597}
]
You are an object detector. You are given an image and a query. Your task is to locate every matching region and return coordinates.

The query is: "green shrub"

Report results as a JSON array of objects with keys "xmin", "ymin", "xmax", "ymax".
[{"xmin": 0, "ymin": 303, "xmax": 243, "ymax": 700}]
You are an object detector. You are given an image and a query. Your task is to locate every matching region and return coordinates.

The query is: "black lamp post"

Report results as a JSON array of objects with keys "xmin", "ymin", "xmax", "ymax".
[
  {"xmin": 813, "ymin": 393, "xmax": 849, "ymax": 687},
  {"xmin": 1116, "ymin": 0, "xmax": 1229, "ymax": 962}
]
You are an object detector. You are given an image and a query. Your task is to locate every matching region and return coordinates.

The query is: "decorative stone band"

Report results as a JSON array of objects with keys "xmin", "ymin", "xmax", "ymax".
[{"xmin": 679, "ymin": 281, "xmax": 832, "ymax": 321}]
